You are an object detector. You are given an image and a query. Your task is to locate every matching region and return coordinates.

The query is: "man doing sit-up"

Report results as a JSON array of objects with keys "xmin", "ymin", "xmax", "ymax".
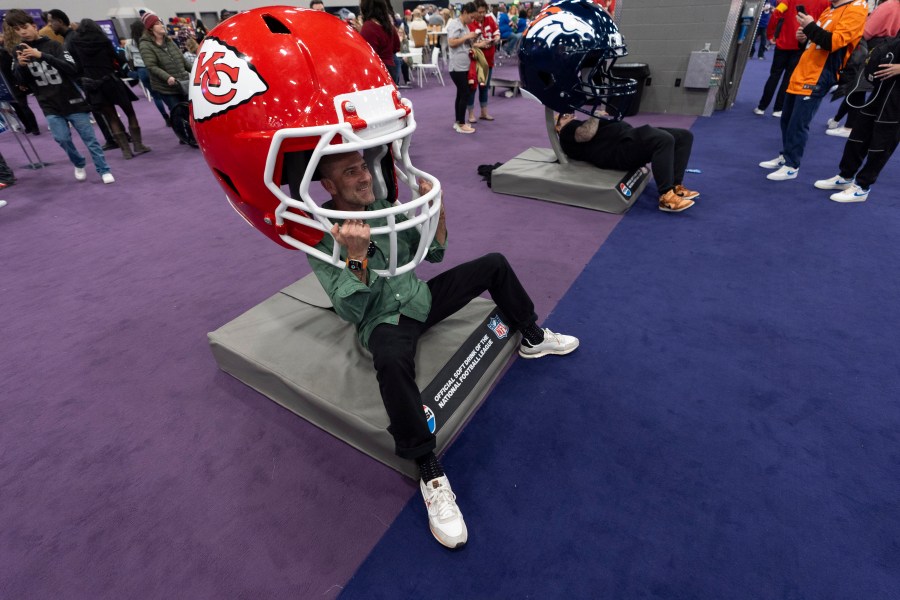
[
  {"xmin": 308, "ymin": 150, "xmax": 579, "ymax": 549},
  {"xmin": 555, "ymin": 112, "xmax": 699, "ymax": 213}
]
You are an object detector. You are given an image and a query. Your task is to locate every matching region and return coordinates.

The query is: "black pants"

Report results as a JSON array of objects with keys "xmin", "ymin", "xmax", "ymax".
[
  {"xmin": 611, "ymin": 126, "xmax": 693, "ymax": 195},
  {"xmin": 450, "ymin": 70, "xmax": 469, "ymax": 125},
  {"xmin": 757, "ymin": 48, "xmax": 801, "ymax": 113},
  {"xmin": 0, "ymin": 150, "xmax": 14, "ymax": 184},
  {"xmin": 838, "ymin": 84, "xmax": 900, "ymax": 190},
  {"xmin": 749, "ymin": 28, "xmax": 767, "ymax": 58},
  {"xmin": 367, "ymin": 253, "xmax": 538, "ymax": 460},
  {"xmin": 833, "ymin": 90, "xmax": 866, "ymax": 130}
]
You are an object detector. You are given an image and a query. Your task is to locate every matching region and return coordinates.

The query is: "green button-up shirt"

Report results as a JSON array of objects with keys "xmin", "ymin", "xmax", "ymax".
[{"xmin": 308, "ymin": 198, "xmax": 446, "ymax": 349}]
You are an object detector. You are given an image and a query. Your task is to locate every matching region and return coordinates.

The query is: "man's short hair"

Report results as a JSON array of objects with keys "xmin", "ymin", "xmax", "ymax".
[
  {"xmin": 474, "ymin": 0, "xmax": 489, "ymax": 10},
  {"xmin": 310, "ymin": 0, "xmax": 325, "ymax": 7},
  {"xmin": 461, "ymin": 2, "xmax": 478, "ymax": 15},
  {"xmin": 47, "ymin": 9, "xmax": 70, "ymax": 26},
  {"xmin": 3, "ymin": 9, "xmax": 34, "ymax": 28}
]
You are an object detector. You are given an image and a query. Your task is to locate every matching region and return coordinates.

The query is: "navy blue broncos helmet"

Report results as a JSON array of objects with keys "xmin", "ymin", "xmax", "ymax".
[{"xmin": 518, "ymin": 0, "xmax": 636, "ymax": 119}]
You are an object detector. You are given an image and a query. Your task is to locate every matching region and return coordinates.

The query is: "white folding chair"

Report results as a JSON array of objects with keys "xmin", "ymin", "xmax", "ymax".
[{"xmin": 412, "ymin": 47, "xmax": 444, "ymax": 87}]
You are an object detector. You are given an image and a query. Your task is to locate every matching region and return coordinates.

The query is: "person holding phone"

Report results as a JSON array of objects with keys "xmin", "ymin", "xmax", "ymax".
[
  {"xmin": 754, "ymin": 0, "xmax": 829, "ymax": 118},
  {"xmin": 5, "ymin": 9, "xmax": 115, "ymax": 184},
  {"xmin": 759, "ymin": 0, "xmax": 867, "ymax": 181}
]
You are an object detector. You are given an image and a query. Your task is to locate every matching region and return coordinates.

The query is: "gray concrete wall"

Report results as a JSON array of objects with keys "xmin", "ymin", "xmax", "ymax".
[{"xmin": 615, "ymin": 0, "xmax": 739, "ymax": 115}]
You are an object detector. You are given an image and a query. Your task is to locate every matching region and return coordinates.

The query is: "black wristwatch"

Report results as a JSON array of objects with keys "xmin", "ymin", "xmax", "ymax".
[{"xmin": 347, "ymin": 258, "xmax": 367, "ymax": 272}]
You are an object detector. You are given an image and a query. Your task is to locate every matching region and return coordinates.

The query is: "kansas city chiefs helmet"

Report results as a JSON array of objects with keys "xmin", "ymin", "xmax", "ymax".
[{"xmin": 189, "ymin": 6, "xmax": 441, "ymax": 276}]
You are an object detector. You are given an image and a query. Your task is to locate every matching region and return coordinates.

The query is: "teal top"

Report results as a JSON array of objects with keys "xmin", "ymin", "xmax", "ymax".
[{"xmin": 308, "ymin": 198, "xmax": 446, "ymax": 349}]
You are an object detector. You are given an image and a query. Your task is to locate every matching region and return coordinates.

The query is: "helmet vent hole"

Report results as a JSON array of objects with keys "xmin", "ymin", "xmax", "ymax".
[
  {"xmin": 262, "ymin": 14, "xmax": 291, "ymax": 34},
  {"xmin": 538, "ymin": 71, "xmax": 554, "ymax": 89},
  {"xmin": 214, "ymin": 168, "xmax": 241, "ymax": 198}
]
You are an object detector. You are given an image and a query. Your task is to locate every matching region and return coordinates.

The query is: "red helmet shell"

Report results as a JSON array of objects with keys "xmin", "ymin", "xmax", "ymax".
[{"xmin": 189, "ymin": 7, "xmax": 400, "ymax": 249}]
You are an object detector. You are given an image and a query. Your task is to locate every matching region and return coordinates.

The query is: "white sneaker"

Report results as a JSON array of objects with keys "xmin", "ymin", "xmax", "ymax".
[
  {"xmin": 101, "ymin": 173, "xmax": 115, "ymax": 184},
  {"xmin": 814, "ymin": 174, "xmax": 853, "ymax": 190},
  {"xmin": 420, "ymin": 476, "xmax": 467, "ymax": 549},
  {"xmin": 772, "ymin": 111, "xmax": 782, "ymax": 118},
  {"xmin": 0, "ymin": 200, "xmax": 7, "ymax": 209},
  {"xmin": 825, "ymin": 127, "xmax": 851, "ymax": 138},
  {"xmin": 74, "ymin": 166, "xmax": 87, "ymax": 181},
  {"xmin": 518, "ymin": 328, "xmax": 579, "ymax": 359},
  {"xmin": 767, "ymin": 165, "xmax": 799, "ymax": 181},
  {"xmin": 826, "ymin": 118, "xmax": 840, "ymax": 130},
  {"xmin": 753, "ymin": 107, "xmax": 765, "ymax": 115},
  {"xmin": 830, "ymin": 184, "xmax": 869, "ymax": 203},
  {"xmin": 759, "ymin": 154, "xmax": 785, "ymax": 169}
]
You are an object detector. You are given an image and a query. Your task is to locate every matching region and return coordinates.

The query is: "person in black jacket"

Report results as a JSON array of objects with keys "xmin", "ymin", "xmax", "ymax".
[
  {"xmin": 47, "ymin": 8, "xmax": 119, "ymax": 151},
  {"xmin": 814, "ymin": 35, "xmax": 900, "ymax": 203},
  {"xmin": 555, "ymin": 113, "xmax": 699, "ymax": 213},
  {"xmin": 5, "ymin": 9, "xmax": 115, "ymax": 184},
  {"xmin": 68, "ymin": 19, "xmax": 151, "ymax": 159}
]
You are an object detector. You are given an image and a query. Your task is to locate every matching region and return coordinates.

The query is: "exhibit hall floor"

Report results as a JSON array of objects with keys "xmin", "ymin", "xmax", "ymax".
[{"xmin": 2, "ymin": 58, "xmax": 898, "ymax": 599}]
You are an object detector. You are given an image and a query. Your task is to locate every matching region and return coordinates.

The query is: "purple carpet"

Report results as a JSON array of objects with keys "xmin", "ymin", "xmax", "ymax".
[{"xmin": 0, "ymin": 61, "xmax": 693, "ymax": 597}]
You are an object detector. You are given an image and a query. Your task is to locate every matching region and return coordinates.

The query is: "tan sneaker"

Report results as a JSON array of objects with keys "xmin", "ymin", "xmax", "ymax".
[
  {"xmin": 674, "ymin": 184, "xmax": 700, "ymax": 200},
  {"xmin": 659, "ymin": 189, "xmax": 694, "ymax": 213}
]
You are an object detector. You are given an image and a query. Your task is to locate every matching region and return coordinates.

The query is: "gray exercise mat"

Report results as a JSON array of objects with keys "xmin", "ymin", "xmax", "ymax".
[
  {"xmin": 491, "ymin": 147, "xmax": 650, "ymax": 214},
  {"xmin": 209, "ymin": 274, "xmax": 519, "ymax": 479}
]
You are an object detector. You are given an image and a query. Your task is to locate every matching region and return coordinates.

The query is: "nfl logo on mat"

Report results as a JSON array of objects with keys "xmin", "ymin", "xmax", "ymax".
[{"xmin": 487, "ymin": 315, "xmax": 508, "ymax": 339}]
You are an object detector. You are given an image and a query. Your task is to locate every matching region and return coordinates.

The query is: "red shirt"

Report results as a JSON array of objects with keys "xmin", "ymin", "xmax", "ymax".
[
  {"xmin": 360, "ymin": 20, "xmax": 400, "ymax": 66},
  {"xmin": 767, "ymin": 0, "xmax": 830, "ymax": 51},
  {"xmin": 468, "ymin": 13, "xmax": 499, "ymax": 67}
]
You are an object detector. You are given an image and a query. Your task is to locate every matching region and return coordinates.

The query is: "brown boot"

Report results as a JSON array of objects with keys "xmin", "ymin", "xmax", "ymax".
[
  {"xmin": 658, "ymin": 189, "xmax": 694, "ymax": 213},
  {"xmin": 130, "ymin": 127, "xmax": 152, "ymax": 155},
  {"xmin": 114, "ymin": 132, "xmax": 133, "ymax": 160}
]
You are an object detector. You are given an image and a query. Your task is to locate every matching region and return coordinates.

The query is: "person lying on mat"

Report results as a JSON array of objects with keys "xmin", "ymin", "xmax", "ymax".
[
  {"xmin": 555, "ymin": 112, "xmax": 698, "ymax": 213},
  {"xmin": 308, "ymin": 150, "xmax": 579, "ymax": 550}
]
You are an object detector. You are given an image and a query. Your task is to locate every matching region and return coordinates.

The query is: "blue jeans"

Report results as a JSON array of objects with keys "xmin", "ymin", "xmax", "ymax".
[
  {"xmin": 467, "ymin": 67, "xmax": 492, "ymax": 111},
  {"xmin": 779, "ymin": 69, "xmax": 836, "ymax": 168},
  {"xmin": 159, "ymin": 92, "xmax": 186, "ymax": 112},
  {"xmin": 46, "ymin": 112, "xmax": 110, "ymax": 175},
  {"xmin": 136, "ymin": 67, "xmax": 170, "ymax": 120}
]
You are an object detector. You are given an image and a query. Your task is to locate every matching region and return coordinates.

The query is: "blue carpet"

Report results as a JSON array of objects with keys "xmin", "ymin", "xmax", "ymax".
[{"xmin": 340, "ymin": 70, "xmax": 900, "ymax": 599}]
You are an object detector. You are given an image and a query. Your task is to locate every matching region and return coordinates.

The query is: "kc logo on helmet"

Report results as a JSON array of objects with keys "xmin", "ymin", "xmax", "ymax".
[{"xmin": 190, "ymin": 37, "xmax": 268, "ymax": 122}]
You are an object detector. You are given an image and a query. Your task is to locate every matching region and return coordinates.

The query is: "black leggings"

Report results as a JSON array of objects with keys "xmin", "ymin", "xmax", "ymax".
[
  {"xmin": 367, "ymin": 253, "xmax": 538, "ymax": 460},
  {"xmin": 450, "ymin": 70, "xmax": 469, "ymax": 125}
]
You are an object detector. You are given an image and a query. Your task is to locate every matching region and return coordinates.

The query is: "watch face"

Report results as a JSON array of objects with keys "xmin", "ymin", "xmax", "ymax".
[{"xmin": 347, "ymin": 259, "xmax": 363, "ymax": 271}]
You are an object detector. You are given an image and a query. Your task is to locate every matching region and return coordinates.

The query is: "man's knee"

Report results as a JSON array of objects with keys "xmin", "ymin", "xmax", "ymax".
[
  {"xmin": 479, "ymin": 252, "xmax": 511, "ymax": 275},
  {"xmin": 642, "ymin": 126, "xmax": 674, "ymax": 151}
]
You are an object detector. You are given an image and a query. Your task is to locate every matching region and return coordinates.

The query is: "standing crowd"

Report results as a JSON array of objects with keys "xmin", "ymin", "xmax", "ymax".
[{"xmin": 1, "ymin": 7, "xmax": 210, "ymax": 198}]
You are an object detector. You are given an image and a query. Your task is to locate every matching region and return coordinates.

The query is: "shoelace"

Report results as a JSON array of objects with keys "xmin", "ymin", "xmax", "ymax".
[
  {"xmin": 428, "ymin": 485, "xmax": 459, "ymax": 522},
  {"xmin": 543, "ymin": 329, "xmax": 563, "ymax": 346}
]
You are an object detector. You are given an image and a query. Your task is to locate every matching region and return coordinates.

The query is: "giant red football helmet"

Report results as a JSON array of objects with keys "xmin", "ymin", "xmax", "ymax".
[{"xmin": 189, "ymin": 6, "xmax": 441, "ymax": 276}]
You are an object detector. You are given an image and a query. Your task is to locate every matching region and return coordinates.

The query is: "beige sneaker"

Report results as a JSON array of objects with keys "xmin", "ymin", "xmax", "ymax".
[
  {"xmin": 420, "ymin": 476, "xmax": 468, "ymax": 549},
  {"xmin": 659, "ymin": 189, "xmax": 694, "ymax": 213}
]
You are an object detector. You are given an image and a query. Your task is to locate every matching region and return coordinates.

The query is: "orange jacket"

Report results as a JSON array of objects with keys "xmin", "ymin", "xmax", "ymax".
[{"xmin": 787, "ymin": 0, "xmax": 867, "ymax": 95}]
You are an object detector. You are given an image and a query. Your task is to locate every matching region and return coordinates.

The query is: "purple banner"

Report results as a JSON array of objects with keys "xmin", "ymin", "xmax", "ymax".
[{"xmin": 96, "ymin": 19, "xmax": 121, "ymax": 47}]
